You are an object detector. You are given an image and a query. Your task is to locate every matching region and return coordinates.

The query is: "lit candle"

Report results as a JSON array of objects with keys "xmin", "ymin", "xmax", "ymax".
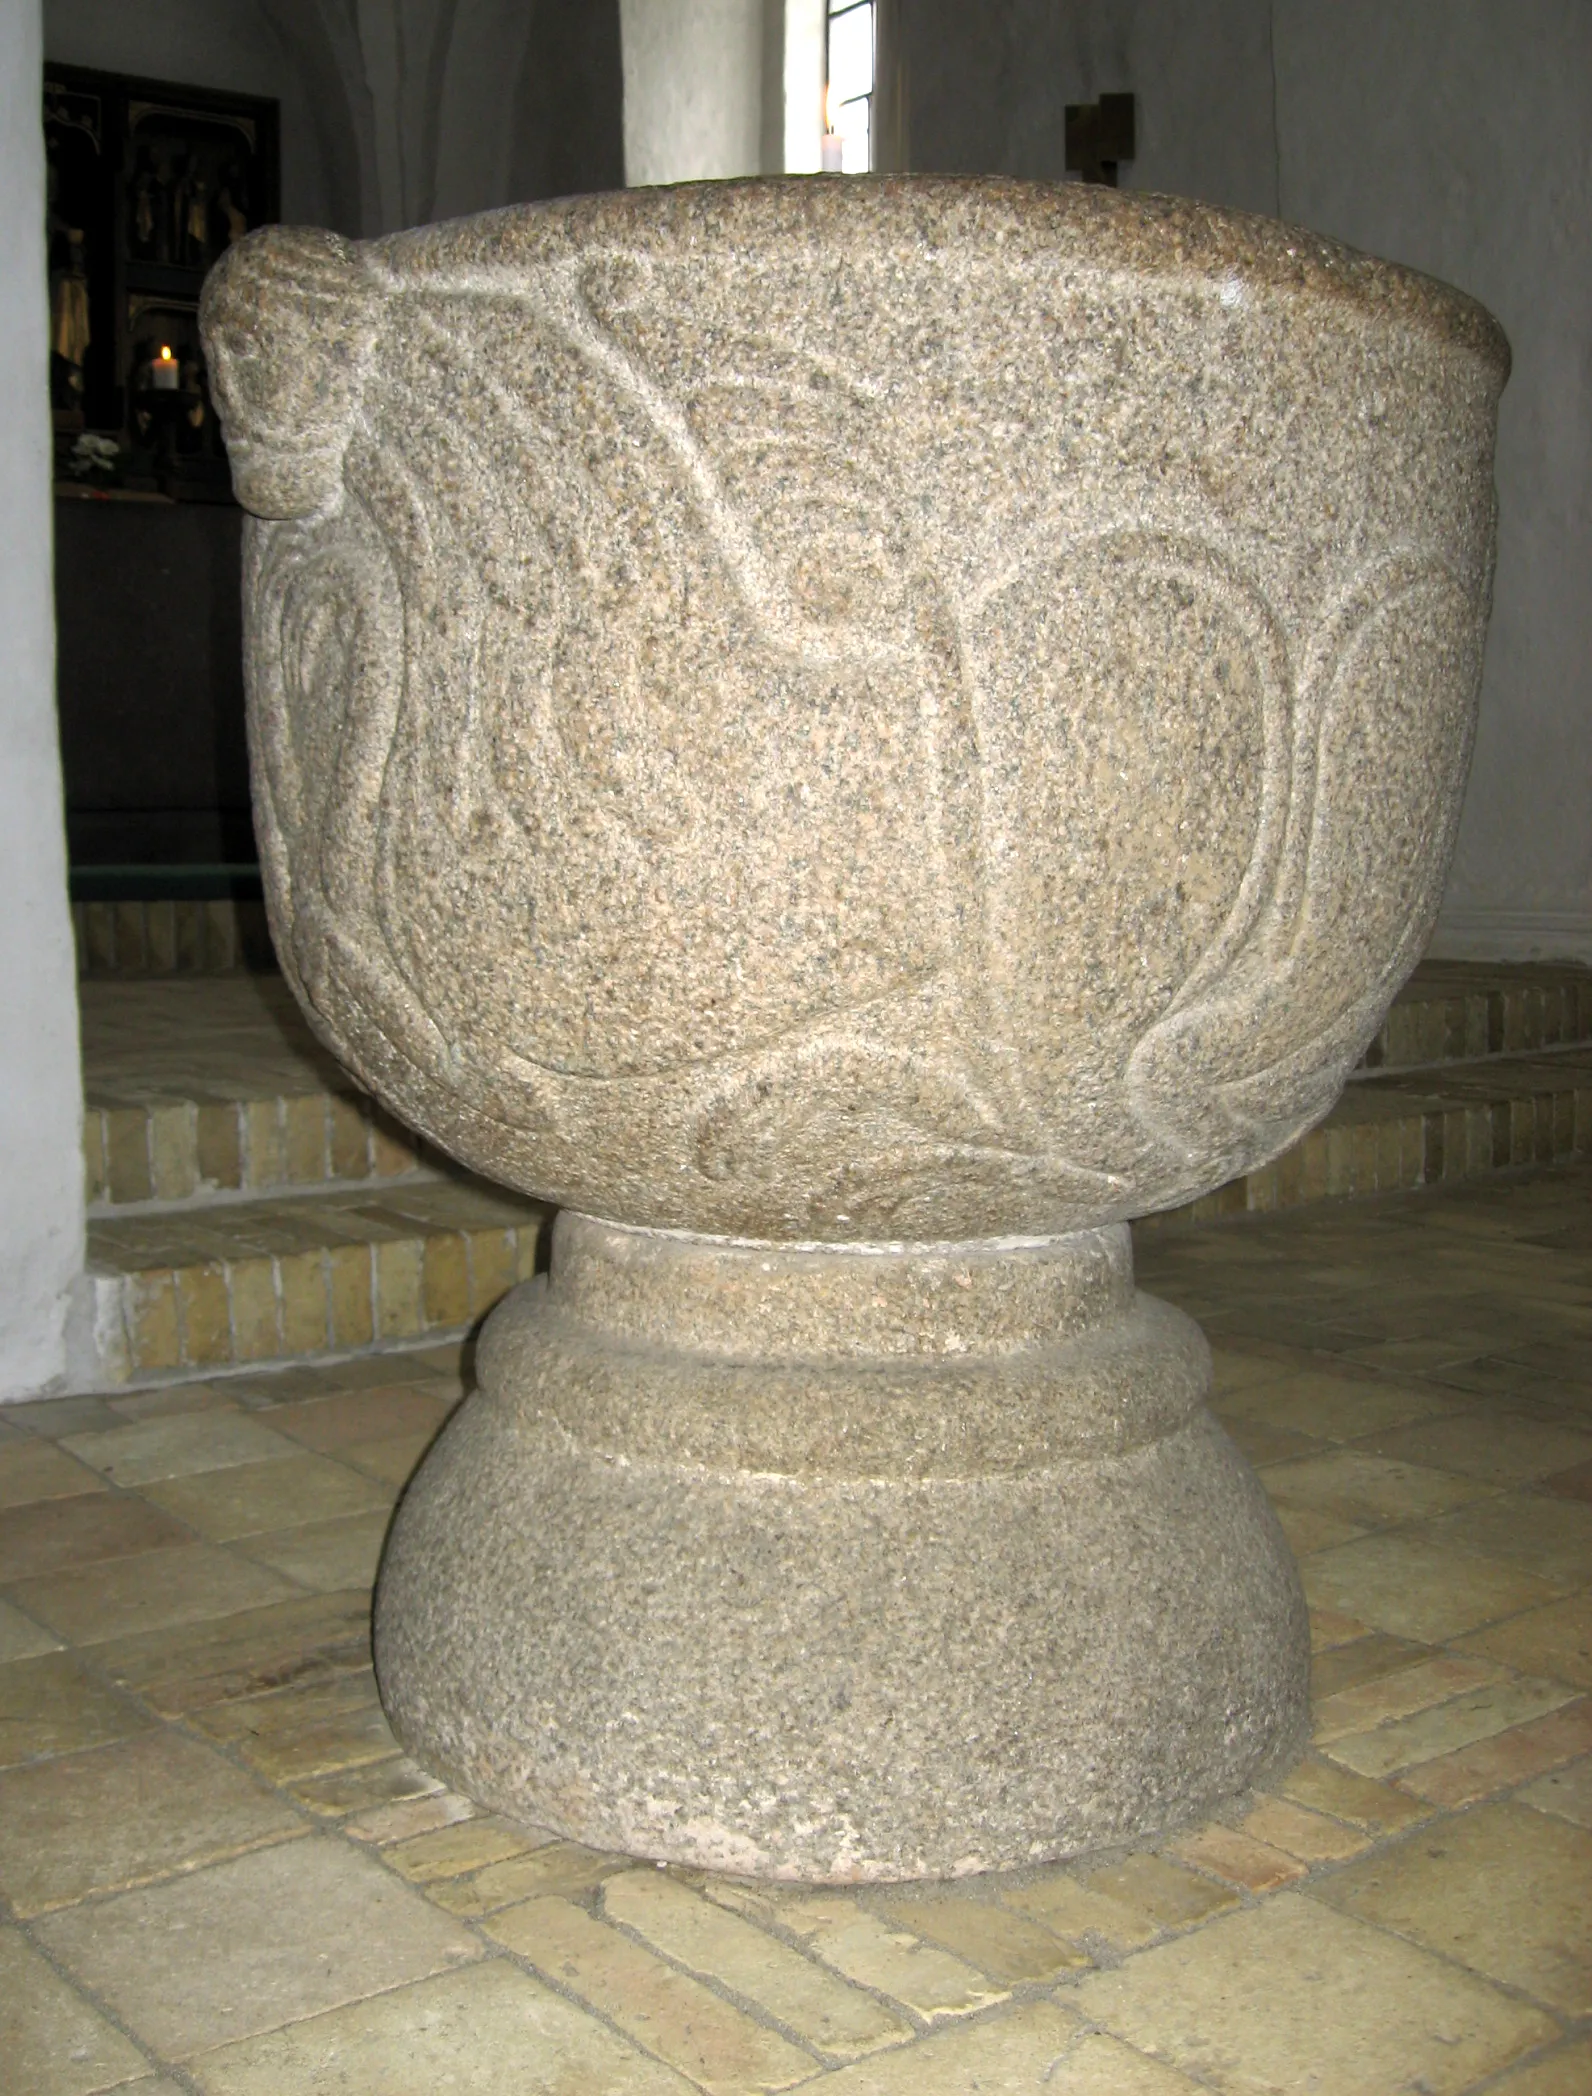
[
  {"xmin": 150, "ymin": 344, "xmax": 179, "ymax": 391},
  {"xmin": 821, "ymin": 86, "xmax": 844, "ymax": 172}
]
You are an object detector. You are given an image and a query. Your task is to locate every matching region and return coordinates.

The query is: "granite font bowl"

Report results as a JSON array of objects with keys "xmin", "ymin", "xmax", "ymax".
[
  {"xmin": 202, "ymin": 180, "xmax": 1508, "ymax": 1880},
  {"xmin": 202, "ymin": 179, "xmax": 1509, "ymax": 1246}
]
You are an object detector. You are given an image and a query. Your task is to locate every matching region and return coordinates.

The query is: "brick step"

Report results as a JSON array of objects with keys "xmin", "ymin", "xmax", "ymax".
[
  {"xmin": 1145, "ymin": 1045, "xmax": 1592, "ymax": 1233},
  {"xmin": 82, "ymin": 973, "xmax": 435, "ymax": 1209},
  {"xmin": 1357, "ymin": 960, "xmax": 1592, "ymax": 1074},
  {"xmin": 85, "ymin": 1177, "xmax": 551, "ymax": 1386},
  {"xmin": 74, "ymin": 893, "xmax": 277, "ymax": 977}
]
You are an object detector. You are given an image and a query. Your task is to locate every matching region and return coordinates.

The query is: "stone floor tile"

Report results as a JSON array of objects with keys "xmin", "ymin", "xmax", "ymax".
[
  {"xmin": 192, "ymin": 1667, "xmax": 397, "ymax": 1783},
  {"xmin": 37, "ymin": 1833, "xmax": 480, "ymax": 2060},
  {"xmin": 1272, "ymin": 1756, "xmax": 1431, "ymax": 1832},
  {"xmin": 1165, "ymin": 1822, "xmax": 1306, "ymax": 1891},
  {"xmin": 92, "ymin": 1588, "xmax": 372, "ymax": 1716},
  {"xmin": 1260, "ymin": 1448, "xmax": 1494, "ymax": 1528},
  {"xmin": 872, "ymin": 1887, "xmax": 1091, "ymax": 1983},
  {"xmin": 1322, "ymin": 1672, "xmax": 1577, "ymax": 1778},
  {"xmin": 1302, "ymin": 1532, "xmax": 1562, "ymax": 1642},
  {"xmin": 1356, "ymin": 1409, "xmax": 1592, "ymax": 1484},
  {"xmin": 0, "ymin": 1925, "xmax": 155, "ymax": 2096},
  {"xmin": 1484, "ymin": 2039, "xmax": 1592, "ymax": 2096},
  {"xmin": 0, "ymin": 1650, "xmax": 155, "ymax": 1766},
  {"xmin": 1237, "ymin": 1794, "xmax": 1372, "ymax": 1863},
  {"xmin": 487, "ymin": 1894, "xmax": 819, "ymax": 2093},
  {"xmin": 999, "ymin": 1853, "xmax": 1236, "ymax": 1952},
  {"xmin": 1213, "ymin": 1368, "xmax": 1457, "ymax": 1443},
  {"xmin": 1419, "ymin": 1490, "xmax": 1592, "ymax": 1588},
  {"xmin": 142, "ymin": 1452, "xmax": 389, "ymax": 1540},
  {"xmin": 1400, "ymin": 1698, "xmax": 1592, "ymax": 1807},
  {"xmin": 1308, "ymin": 1605, "xmax": 1373, "ymax": 1651},
  {"xmin": 60, "ymin": 1411, "xmax": 298, "ymax": 1487},
  {"xmin": 339, "ymin": 1431, "xmax": 436, "ymax": 1486},
  {"xmin": 0, "ymin": 1491, "xmax": 191, "ymax": 1583},
  {"xmin": 0, "ymin": 1594, "xmax": 62, "ymax": 1661},
  {"xmin": 1543, "ymin": 1456, "xmax": 1592, "ymax": 1502},
  {"xmin": 1074, "ymin": 1893, "xmax": 1555, "ymax": 2096},
  {"xmin": 287, "ymin": 1753, "xmax": 443, "ymax": 1817},
  {"xmin": 2, "ymin": 1394, "xmax": 124, "ymax": 1439},
  {"xmin": 1311, "ymin": 1801, "xmax": 1592, "ymax": 2015},
  {"xmin": 1516, "ymin": 1755, "xmax": 1592, "ymax": 1828},
  {"xmin": 712, "ymin": 1888, "xmax": 1009, "ymax": 2020},
  {"xmin": 1312, "ymin": 1654, "xmax": 1515, "ymax": 1741},
  {"xmin": 0, "ymin": 1438, "xmax": 110, "ymax": 1508},
  {"xmin": 343, "ymin": 1787, "xmax": 476, "ymax": 1845},
  {"xmin": 382, "ymin": 1813, "xmax": 550, "ymax": 1883},
  {"xmin": 1457, "ymin": 1592, "xmax": 1592, "ymax": 1690},
  {"xmin": 107, "ymin": 1380, "xmax": 240, "ymax": 1422},
  {"xmin": 1310, "ymin": 1630, "xmax": 1434, "ymax": 1702},
  {"xmin": 268, "ymin": 1386, "xmax": 453, "ymax": 1453},
  {"xmin": 605, "ymin": 1869, "xmax": 911, "ymax": 2058},
  {"xmin": 1270, "ymin": 1502, "xmax": 1367, "ymax": 1557},
  {"xmin": 0, "ymin": 1724, "xmax": 303, "ymax": 1916},
  {"xmin": 820, "ymin": 2004, "xmax": 1192, "ymax": 2095},
  {"xmin": 10, "ymin": 1542, "xmax": 299, "ymax": 1647},
  {"xmin": 235, "ymin": 1510, "xmax": 391, "ymax": 1593},
  {"xmin": 187, "ymin": 1959, "xmax": 698, "ymax": 2095},
  {"xmin": 1216, "ymin": 1413, "xmax": 1328, "ymax": 1467},
  {"xmin": 425, "ymin": 1836, "xmax": 629, "ymax": 1915}
]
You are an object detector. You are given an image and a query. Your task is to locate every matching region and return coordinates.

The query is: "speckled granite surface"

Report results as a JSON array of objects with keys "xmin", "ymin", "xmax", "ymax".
[{"xmin": 203, "ymin": 177, "xmax": 1506, "ymax": 1876}]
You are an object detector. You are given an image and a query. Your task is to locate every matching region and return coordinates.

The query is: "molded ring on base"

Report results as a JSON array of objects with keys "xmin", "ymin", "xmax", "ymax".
[{"xmin": 374, "ymin": 1215, "xmax": 1308, "ymax": 1881}]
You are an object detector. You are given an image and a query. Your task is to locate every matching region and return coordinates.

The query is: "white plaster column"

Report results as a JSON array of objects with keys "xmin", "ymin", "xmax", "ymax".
[
  {"xmin": 0, "ymin": 0, "xmax": 87, "ymax": 1399},
  {"xmin": 620, "ymin": 0, "xmax": 766, "ymax": 184}
]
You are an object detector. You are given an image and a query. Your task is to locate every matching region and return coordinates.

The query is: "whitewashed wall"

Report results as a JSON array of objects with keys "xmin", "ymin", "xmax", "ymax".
[
  {"xmin": 1273, "ymin": 0, "xmax": 1592, "ymax": 963},
  {"xmin": 1, "ymin": 0, "xmax": 86, "ymax": 1399}
]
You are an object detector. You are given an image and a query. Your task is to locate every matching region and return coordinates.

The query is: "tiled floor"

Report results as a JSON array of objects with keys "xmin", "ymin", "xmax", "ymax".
[{"xmin": 3, "ymin": 1165, "xmax": 1591, "ymax": 2094}]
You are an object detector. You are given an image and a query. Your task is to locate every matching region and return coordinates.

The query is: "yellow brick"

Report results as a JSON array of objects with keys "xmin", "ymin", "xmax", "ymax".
[
  {"xmin": 1239, "ymin": 1794, "xmax": 1372, "ymax": 1864},
  {"xmin": 375, "ymin": 1238, "xmax": 425, "ymax": 1340},
  {"xmin": 283, "ymin": 1096, "xmax": 329, "ymax": 1185},
  {"xmin": 230, "ymin": 1257, "xmax": 282, "ymax": 1361},
  {"xmin": 711, "ymin": 1889, "xmax": 1007, "ymax": 2021},
  {"xmin": 486, "ymin": 1896, "xmax": 817, "ymax": 2092},
  {"xmin": 467, "ymin": 1228, "xmax": 518, "ymax": 1317},
  {"xmin": 242, "ymin": 1099, "xmax": 285, "ymax": 1191},
  {"xmin": 423, "ymin": 1233, "xmax": 470, "ymax": 1329},
  {"xmin": 83, "ymin": 902, "xmax": 116, "ymax": 972},
  {"xmin": 196, "ymin": 1103, "xmax": 243, "ymax": 1190},
  {"xmin": 174, "ymin": 900, "xmax": 203, "ymax": 971},
  {"xmin": 204, "ymin": 899, "xmax": 238, "ymax": 970},
  {"xmin": 607, "ymin": 1871, "xmax": 911, "ymax": 2059},
  {"xmin": 427, "ymin": 1841, "xmax": 628, "ymax": 1917},
  {"xmin": 148, "ymin": 1104, "xmax": 197, "ymax": 1202},
  {"xmin": 327, "ymin": 1096, "xmax": 373, "ymax": 1180},
  {"xmin": 82, "ymin": 1112, "xmax": 107, "ymax": 1205},
  {"xmin": 328, "ymin": 1243, "xmax": 374, "ymax": 1348},
  {"xmin": 875, "ymin": 1889, "xmax": 1089, "ymax": 1984},
  {"xmin": 1301, "ymin": 1130, "xmax": 1329, "ymax": 1200},
  {"xmin": 127, "ymin": 1268, "xmax": 182, "ymax": 1373},
  {"xmin": 279, "ymin": 1250, "xmax": 330, "ymax": 1355},
  {"xmin": 177, "ymin": 1261, "xmax": 233, "ymax": 1368},
  {"xmin": 384, "ymin": 1816, "xmax": 547, "ymax": 1884},
  {"xmin": 113, "ymin": 901, "xmax": 148, "ymax": 972},
  {"xmin": 105, "ymin": 1108, "xmax": 152, "ymax": 1203},
  {"xmin": 372, "ymin": 1114, "xmax": 420, "ymax": 1178},
  {"xmin": 145, "ymin": 899, "xmax": 178, "ymax": 972},
  {"xmin": 514, "ymin": 1226, "xmax": 542, "ymax": 1283}
]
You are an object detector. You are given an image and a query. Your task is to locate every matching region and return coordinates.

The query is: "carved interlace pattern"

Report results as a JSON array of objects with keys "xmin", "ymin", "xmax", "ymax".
[{"xmin": 221, "ymin": 242, "xmax": 1487, "ymax": 1238}]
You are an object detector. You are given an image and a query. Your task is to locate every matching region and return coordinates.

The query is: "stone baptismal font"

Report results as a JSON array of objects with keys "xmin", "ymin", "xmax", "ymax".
[{"xmin": 201, "ymin": 177, "xmax": 1508, "ymax": 1881}]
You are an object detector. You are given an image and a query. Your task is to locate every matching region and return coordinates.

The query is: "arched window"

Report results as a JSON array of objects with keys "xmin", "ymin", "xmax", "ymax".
[{"xmin": 826, "ymin": 0, "xmax": 874, "ymax": 172}]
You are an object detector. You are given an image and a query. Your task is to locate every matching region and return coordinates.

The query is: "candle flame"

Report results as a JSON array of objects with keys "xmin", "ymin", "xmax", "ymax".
[
  {"xmin": 824, "ymin": 84, "xmax": 839, "ymax": 136},
  {"xmin": 160, "ymin": 345, "xmax": 174, "ymax": 361}
]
